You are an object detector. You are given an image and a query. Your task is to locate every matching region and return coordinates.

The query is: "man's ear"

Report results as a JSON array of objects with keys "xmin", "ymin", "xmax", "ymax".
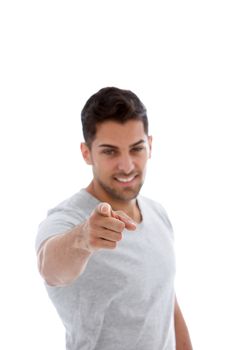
[
  {"xmin": 148, "ymin": 135, "xmax": 152, "ymax": 158},
  {"xmin": 80, "ymin": 142, "xmax": 92, "ymax": 165}
]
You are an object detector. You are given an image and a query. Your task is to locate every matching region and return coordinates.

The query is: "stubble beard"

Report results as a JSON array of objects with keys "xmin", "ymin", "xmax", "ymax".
[{"xmin": 95, "ymin": 174, "xmax": 144, "ymax": 202}]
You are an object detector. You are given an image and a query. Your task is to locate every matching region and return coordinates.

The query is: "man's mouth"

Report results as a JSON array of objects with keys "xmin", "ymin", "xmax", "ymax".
[{"xmin": 114, "ymin": 174, "xmax": 137, "ymax": 183}]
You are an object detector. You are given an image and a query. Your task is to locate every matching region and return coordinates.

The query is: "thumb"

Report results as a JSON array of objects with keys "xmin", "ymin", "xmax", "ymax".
[{"xmin": 97, "ymin": 202, "xmax": 112, "ymax": 217}]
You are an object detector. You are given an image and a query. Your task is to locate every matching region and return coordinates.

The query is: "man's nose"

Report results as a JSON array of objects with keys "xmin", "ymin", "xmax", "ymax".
[{"xmin": 117, "ymin": 154, "xmax": 135, "ymax": 174}]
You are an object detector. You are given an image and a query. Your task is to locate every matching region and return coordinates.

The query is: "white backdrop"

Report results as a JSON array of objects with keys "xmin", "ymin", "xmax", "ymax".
[{"xmin": 0, "ymin": 1, "xmax": 232, "ymax": 349}]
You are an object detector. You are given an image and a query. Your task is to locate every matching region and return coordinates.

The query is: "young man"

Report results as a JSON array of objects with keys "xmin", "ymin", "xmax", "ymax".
[{"xmin": 36, "ymin": 87, "xmax": 192, "ymax": 350}]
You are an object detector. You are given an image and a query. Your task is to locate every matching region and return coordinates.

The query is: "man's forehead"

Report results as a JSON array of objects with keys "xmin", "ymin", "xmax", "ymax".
[
  {"xmin": 93, "ymin": 120, "xmax": 147, "ymax": 146},
  {"xmin": 98, "ymin": 139, "xmax": 146, "ymax": 149}
]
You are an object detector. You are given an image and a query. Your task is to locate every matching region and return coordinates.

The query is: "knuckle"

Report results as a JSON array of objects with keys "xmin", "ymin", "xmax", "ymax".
[
  {"xmin": 109, "ymin": 242, "xmax": 117, "ymax": 249},
  {"xmin": 115, "ymin": 232, "xmax": 122, "ymax": 241},
  {"xmin": 115, "ymin": 210, "xmax": 123, "ymax": 215},
  {"xmin": 115, "ymin": 210, "xmax": 126, "ymax": 218},
  {"xmin": 88, "ymin": 216, "xmax": 100, "ymax": 230},
  {"xmin": 88, "ymin": 215, "xmax": 95, "ymax": 227},
  {"xmin": 119, "ymin": 221, "xmax": 125, "ymax": 230},
  {"xmin": 89, "ymin": 236, "xmax": 98, "ymax": 247},
  {"xmin": 116, "ymin": 220, "xmax": 125, "ymax": 232}
]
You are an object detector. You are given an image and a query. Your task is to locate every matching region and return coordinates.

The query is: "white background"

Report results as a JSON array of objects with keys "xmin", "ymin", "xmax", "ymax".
[{"xmin": 0, "ymin": 1, "xmax": 232, "ymax": 349}]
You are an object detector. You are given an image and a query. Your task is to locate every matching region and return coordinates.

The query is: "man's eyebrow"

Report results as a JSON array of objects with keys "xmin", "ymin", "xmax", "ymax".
[
  {"xmin": 98, "ymin": 144, "xmax": 118, "ymax": 149},
  {"xmin": 130, "ymin": 139, "xmax": 146, "ymax": 147},
  {"xmin": 98, "ymin": 139, "xmax": 146, "ymax": 149}
]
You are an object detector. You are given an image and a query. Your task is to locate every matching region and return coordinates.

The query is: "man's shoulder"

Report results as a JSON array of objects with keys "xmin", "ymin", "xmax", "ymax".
[
  {"xmin": 47, "ymin": 189, "xmax": 99, "ymax": 216},
  {"xmin": 138, "ymin": 195, "xmax": 174, "ymax": 232}
]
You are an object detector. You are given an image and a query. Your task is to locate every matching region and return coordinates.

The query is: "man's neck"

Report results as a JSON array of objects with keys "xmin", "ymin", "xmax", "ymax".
[{"xmin": 85, "ymin": 181, "xmax": 142, "ymax": 223}]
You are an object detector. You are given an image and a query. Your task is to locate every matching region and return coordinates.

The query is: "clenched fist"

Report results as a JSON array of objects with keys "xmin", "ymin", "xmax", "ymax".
[{"xmin": 81, "ymin": 202, "xmax": 137, "ymax": 252}]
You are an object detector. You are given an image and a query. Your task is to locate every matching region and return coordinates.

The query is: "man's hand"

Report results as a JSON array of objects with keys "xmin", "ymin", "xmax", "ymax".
[
  {"xmin": 38, "ymin": 202, "xmax": 137, "ymax": 286},
  {"xmin": 80, "ymin": 202, "xmax": 137, "ymax": 252}
]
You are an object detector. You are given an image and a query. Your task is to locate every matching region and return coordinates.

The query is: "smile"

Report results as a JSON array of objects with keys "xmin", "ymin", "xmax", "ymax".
[{"xmin": 114, "ymin": 175, "xmax": 137, "ymax": 183}]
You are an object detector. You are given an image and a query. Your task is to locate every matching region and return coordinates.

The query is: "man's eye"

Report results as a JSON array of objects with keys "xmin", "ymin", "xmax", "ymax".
[
  {"xmin": 102, "ymin": 149, "xmax": 116, "ymax": 155},
  {"xmin": 131, "ymin": 147, "xmax": 144, "ymax": 152}
]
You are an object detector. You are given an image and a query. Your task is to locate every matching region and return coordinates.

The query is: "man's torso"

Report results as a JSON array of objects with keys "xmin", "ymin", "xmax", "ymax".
[{"xmin": 36, "ymin": 189, "xmax": 176, "ymax": 350}]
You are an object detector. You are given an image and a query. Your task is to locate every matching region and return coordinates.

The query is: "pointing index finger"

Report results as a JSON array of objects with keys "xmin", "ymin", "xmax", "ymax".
[{"xmin": 111, "ymin": 211, "xmax": 137, "ymax": 231}]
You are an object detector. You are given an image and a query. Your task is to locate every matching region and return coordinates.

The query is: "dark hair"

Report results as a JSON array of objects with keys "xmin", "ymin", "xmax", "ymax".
[{"xmin": 81, "ymin": 87, "xmax": 148, "ymax": 146}]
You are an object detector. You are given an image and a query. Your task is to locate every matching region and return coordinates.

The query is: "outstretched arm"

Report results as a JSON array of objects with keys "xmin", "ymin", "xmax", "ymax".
[
  {"xmin": 174, "ymin": 296, "xmax": 193, "ymax": 350},
  {"xmin": 37, "ymin": 203, "xmax": 136, "ymax": 286}
]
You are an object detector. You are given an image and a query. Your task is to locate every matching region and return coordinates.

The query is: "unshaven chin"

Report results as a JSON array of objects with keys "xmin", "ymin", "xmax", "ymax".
[{"xmin": 93, "ymin": 171, "xmax": 145, "ymax": 203}]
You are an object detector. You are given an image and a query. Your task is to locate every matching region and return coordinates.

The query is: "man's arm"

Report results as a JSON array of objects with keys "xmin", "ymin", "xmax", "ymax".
[
  {"xmin": 174, "ymin": 296, "xmax": 193, "ymax": 350},
  {"xmin": 37, "ymin": 226, "xmax": 92, "ymax": 287},
  {"xmin": 37, "ymin": 202, "xmax": 136, "ymax": 286}
]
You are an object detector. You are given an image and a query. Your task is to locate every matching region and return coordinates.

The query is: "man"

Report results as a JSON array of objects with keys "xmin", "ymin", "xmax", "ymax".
[{"xmin": 36, "ymin": 87, "xmax": 192, "ymax": 350}]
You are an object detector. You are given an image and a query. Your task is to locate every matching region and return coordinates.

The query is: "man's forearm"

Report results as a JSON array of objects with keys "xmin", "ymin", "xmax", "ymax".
[
  {"xmin": 37, "ymin": 223, "xmax": 92, "ymax": 286},
  {"xmin": 174, "ymin": 298, "xmax": 193, "ymax": 350}
]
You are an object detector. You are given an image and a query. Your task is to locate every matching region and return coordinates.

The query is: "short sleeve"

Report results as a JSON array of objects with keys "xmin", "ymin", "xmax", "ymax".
[
  {"xmin": 35, "ymin": 209, "xmax": 84, "ymax": 252},
  {"xmin": 156, "ymin": 202, "xmax": 175, "ymax": 240}
]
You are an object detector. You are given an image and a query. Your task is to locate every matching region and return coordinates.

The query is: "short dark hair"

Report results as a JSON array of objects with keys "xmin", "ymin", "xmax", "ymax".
[{"xmin": 81, "ymin": 87, "xmax": 148, "ymax": 146}]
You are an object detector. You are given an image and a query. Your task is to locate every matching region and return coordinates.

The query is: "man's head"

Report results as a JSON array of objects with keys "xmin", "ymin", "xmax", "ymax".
[
  {"xmin": 81, "ymin": 87, "xmax": 152, "ymax": 204},
  {"xmin": 81, "ymin": 87, "xmax": 148, "ymax": 147}
]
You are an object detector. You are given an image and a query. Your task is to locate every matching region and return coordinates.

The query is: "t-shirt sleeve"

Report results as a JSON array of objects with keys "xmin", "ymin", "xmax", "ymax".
[
  {"xmin": 35, "ymin": 208, "xmax": 84, "ymax": 253},
  {"xmin": 156, "ymin": 202, "xmax": 175, "ymax": 239}
]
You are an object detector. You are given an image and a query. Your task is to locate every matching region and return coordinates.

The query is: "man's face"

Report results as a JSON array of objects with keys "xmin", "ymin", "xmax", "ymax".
[{"xmin": 81, "ymin": 120, "xmax": 152, "ymax": 202}]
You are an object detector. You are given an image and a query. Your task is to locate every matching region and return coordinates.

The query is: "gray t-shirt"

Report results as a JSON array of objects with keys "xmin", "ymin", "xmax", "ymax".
[{"xmin": 36, "ymin": 189, "xmax": 176, "ymax": 350}]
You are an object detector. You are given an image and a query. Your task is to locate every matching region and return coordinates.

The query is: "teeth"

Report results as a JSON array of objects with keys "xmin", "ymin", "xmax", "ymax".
[{"xmin": 115, "ymin": 176, "xmax": 135, "ymax": 183}]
